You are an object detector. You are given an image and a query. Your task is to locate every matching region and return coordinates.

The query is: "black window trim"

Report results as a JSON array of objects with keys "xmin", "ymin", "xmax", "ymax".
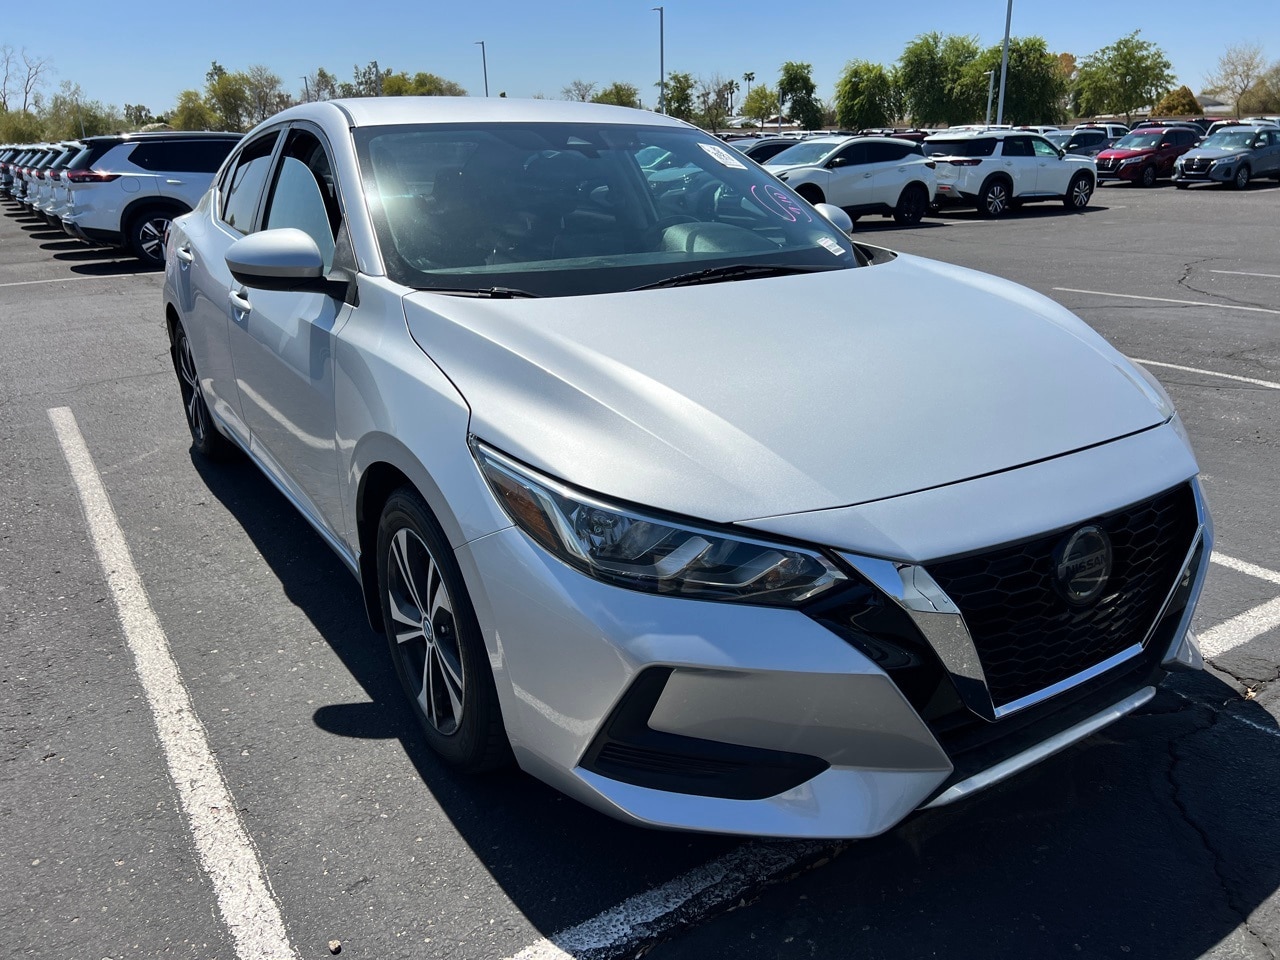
[{"xmin": 215, "ymin": 124, "xmax": 287, "ymax": 236}]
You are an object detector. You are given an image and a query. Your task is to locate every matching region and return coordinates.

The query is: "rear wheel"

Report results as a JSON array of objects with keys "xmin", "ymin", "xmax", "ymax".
[
  {"xmin": 892, "ymin": 183, "xmax": 929, "ymax": 225},
  {"xmin": 171, "ymin": 321, "xmax": 236, "ymax": 461},
  {"xmin": 978, "ymin": 178, "xmax": 1011, "ymax": 218},
  {"xmin": 377, "ymin": 488, "xmax": 511, "ymax": 772},
  {"xmin": 1232, "ymin": 165, "xmax": 1251, "ymax": 189},
  {"xmin": 127, "ymin": 205, "xmax": 181, "ymax": 266}
]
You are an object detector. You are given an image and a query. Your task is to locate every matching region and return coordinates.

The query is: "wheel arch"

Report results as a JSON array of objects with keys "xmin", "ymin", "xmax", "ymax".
[
  {"xmin": 794, "ymin": 181, "xmax": 825, "ymax": 204},
  {"xmin": 121, "ymin": 194, "xmax": 191, "ymax": 233}
]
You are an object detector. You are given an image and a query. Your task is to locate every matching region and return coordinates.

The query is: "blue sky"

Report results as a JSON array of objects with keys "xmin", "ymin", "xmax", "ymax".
[{"xmin": 13, "ymin": 1, "xmax": 1277, "ymax": 112}]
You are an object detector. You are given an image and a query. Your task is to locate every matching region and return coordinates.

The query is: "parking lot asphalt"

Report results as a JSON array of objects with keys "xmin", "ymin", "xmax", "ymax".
[{"xmin": 2, "ymin": 180, "xmax": 1278, "ymax": 960}]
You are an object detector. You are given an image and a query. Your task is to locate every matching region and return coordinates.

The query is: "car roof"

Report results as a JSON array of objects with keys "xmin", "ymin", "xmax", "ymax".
[
  {"xmin": 923, "ymin": 129, "xmax": 1042, "ymax": 140},
  {"xmin": 80, "ymin": 131, "xmax": 243, "ymax": 145},
  {"xmin": 271, "ymin": 96, "xmax": 694, "ymax": 131}
]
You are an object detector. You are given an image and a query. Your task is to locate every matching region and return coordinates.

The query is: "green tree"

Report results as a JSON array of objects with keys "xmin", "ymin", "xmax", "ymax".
[
  {"xmin": 205, "ymin": 70, "xmax": 251, "ymax": 131},
  {"xmin": 834, "ymin": 60, "xmax": 897, "ymax": 130},
  {"xmin": 1076, "ymin": 31, "xmax": 1174, "ymax": 123},
  {"xmin": 963, "ymin": 37, "xmax": 1067, "ymax": 124},
  {"xmin": 778, "ymin": 61, "xmax": 822, "ymax": 129},
  {"xmin": 897, "ymin": 33, "xmax": 981, "ymax": 125},
  {"xmin": 1245, "ymin": 63, "xmax": 1280, "ymax": 113},
  {"xmin": 0, "ymin": 110, "xmax": 44, "ymax": 141},
  {"xmin": 38, "ymin": 81, "xmax": 125, "ymax": 138},
  {"xmin": 170, "ymin": 89, "xmax": 221, "ymax": 130},
  {"xmin": 123, "ymin": 104, "xmax": 154, "ymax": 127},
  {"xmin": 1152, "ymin": 84, "xmax": 1201, "ymax": 116},
  {"xmin": 664, "ymin": 71, "xmax": 695, "ymax": 120},
  {"xmin": 592, "ymin": 81, "xmax": 640, "ymax": 108},
  {"xmin": 741, "ymin": 84, "xmax": 777, "ymax": 126}
]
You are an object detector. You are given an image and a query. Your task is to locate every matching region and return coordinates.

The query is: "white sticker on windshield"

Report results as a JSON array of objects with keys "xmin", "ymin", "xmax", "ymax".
[
  {"xmin": 698, "ymin": 142, "xmax": 747, "ymax": 169},
  {"xmin": 817, "ymin": 236, "xmax": 847, "ymax": 256}
]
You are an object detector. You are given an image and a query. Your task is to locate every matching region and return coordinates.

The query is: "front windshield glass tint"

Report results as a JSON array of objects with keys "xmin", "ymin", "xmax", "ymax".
[
  {"xmin": 1202, "ymin": 130, "xmax": 1257, "ymax": 150},
  {"xmin": 764, "ymin": 140, "xmax": 841, "ymax": 166},
  {"xmin": 1114, "ymin": 134, "xmax": 1164, "ymax": 149},
  {"xmin": 355, "ymin": 122, "xmax": 859, "ymax": 297}
]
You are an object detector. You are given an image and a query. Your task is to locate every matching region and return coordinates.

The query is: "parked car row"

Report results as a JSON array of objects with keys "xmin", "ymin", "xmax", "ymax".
[{"xmin": 0, "ymin": 131, "xmax": 242, "ymax": 265}]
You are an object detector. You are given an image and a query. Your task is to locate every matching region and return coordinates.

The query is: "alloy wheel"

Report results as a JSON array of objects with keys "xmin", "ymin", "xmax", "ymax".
[
  {"xmin": 984, "ymin": 183, "xmax": 1008, "ymax": 216},
  {"xmin": 1071, "ymin": 177, "xmax": 1092, "ymax": 208},
  {"xmin": 177, "ymin": 331, "xmax": 209, "ymax": 445},
  {"xmin": 386, "ymin": 528, "xmax": 465, "ymax": 735},
  {"xmin": 137, "ymin": 215, "xmax": 170, "ymax": 262}
]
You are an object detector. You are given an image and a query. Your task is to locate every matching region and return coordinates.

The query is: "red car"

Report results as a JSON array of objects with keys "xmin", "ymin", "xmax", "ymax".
[{"xmin": 1095, "ymin": 127, "xmax": 1199, "ymax": 187}]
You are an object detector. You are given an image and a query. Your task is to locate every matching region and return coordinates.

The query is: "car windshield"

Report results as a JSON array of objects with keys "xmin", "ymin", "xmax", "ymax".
[
  {"xmin": 1200, "ymin": 130, "xmax": 1260, "ymax": 150},
  {"xmin": 1045, "ymin": 132, "xmax": 1071, "ymax": 147},
  {"xmin": 1112, "ymin": 134, "xmax": 1164, "ymax": 149},
  {"xmin": 764, "ymin": 140, "xmax": 842, "ymax": 166},
  {"xmin": 923, "ymin": 138, "xmax": 997, "ymax": 157},
  {"xmin": 355, "ymin": 122, "xmax": 860, "ymax": 297}
]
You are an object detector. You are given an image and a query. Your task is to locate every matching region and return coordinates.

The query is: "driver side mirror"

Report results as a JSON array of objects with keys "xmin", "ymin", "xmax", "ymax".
[
  {"xmin": 814, "ymin": 202, "xmax": 853, "ymax": 233},
  {"xmin": 1159, "ymin": 142, "xmax": 1171, "ymax": 149},
  {"xmin": 827, "ymin": 156, "xmax": 851, "ymax": 168}
]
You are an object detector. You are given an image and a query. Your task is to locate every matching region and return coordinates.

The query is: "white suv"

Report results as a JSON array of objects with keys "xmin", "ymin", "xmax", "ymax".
[
  {"xmin": 924, "ymin": 130, "xmax": 1097, "ymax": 217},
  {"xmin": 62, "ymin": 132, "xmax": 241, "ymax": 265},
  {"xmin": 764, "ymin": 136, "xmax": 937, "ymax": 225}
]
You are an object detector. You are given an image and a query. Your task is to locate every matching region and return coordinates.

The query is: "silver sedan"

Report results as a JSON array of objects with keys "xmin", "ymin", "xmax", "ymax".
[{"xmin": 163, "ymin": 97, "xmax": 1211, "ymax": 838}]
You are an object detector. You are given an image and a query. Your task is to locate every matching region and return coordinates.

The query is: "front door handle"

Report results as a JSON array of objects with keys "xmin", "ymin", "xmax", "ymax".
[
  {"xmin": 175, "ymin": 244, "xmax": 194, "ymax": 264},
  {"xmin": 165, "ymin": 179, "xmax": 184, "ymax": 185},
  {"xmin": 228, "ymin": 288, "xmax": 252, "ymax": 319}
]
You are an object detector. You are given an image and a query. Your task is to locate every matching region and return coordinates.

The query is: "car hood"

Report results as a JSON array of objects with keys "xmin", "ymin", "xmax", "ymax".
[
  {"xmin": 1098, "ymin": 147, "xmax": 1154, "ymax": 160},
  {"xmin": 762, "ymin": 162, "xmax": 824, "ymax": 176},
  {"xmin": 402, "ymin": 254, "xmax": 1169, "ymax": 524},
  {"xmin": 1181, "ymin": 146, "xmax": 1250, "ymax": 161}
]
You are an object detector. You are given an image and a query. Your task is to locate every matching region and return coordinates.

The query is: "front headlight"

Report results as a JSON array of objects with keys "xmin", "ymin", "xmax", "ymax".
[
  {"xmin": 1118, "ymin": 156, "xmax": 1142, "ymax": 165},
  {"xmin": 1211, "ymin": 154, "xmax": 1244, "ymax": 166},
  {"xmin": 473, "ymin": 442, "xmax": 847, "ymax": 605}
]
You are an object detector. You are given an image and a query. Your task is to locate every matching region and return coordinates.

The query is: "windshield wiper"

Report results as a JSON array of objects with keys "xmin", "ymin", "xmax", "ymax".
[
  {"xmin": 421, "ymin": 286, "xmax": 541, "ymax": 299},
  {"xmin": 629, "ymin": 263, "xmax": 835, "ymax": 292}
]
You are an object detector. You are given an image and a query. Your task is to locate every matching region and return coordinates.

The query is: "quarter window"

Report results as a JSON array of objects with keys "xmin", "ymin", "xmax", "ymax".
[{"xmin": 220, "ymin": 132, "xmax": 280, "ymax": 234}]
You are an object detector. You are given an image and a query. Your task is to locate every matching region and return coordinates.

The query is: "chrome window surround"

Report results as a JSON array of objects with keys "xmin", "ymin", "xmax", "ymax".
[{"xmin": 839, "ymin": 481, "xmax": 1210, "ymax": 722}]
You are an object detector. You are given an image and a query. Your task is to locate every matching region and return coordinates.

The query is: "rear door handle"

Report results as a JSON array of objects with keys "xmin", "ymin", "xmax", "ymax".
[{"xmin": 229, "ymin": 288, "xmax": 252, "ymax": 319}]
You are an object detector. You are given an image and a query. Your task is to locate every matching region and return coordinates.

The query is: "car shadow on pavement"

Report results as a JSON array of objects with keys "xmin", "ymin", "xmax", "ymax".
[
  {"xmin": 68, "ymin": 259, "xmax": 158, "ymax": 276},
  {"xmin": 190, "ymin": 453, "xmax": 740, "ymax": 939},
  {"xmin": 645, "ymin": 669, "xmax": 1280, "ymax": 960}
]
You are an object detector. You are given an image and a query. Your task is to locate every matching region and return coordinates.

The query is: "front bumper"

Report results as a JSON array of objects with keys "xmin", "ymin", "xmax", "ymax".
[
  {"xmin": 1096, "ymin": 162, "xmax": 1145, "ymax": 182},
  {"xmin": 1173, "ymin": 162, "xmax": 1237, "ymax": 184},
  {"xmin": 456, "ymin": 463, "xmax": 1211, "ymax": 838}
]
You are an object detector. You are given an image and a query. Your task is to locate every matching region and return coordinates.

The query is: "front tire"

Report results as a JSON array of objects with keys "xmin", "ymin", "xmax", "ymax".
[
  {"xmin": 1139, "ymin": 165, "xmax": 1157, "ymax": 188},
  {"xmin": 892, "ymin": 183, "xmax": 929, "ymax": 225},
  {"xmin": 377, "ymin": 488, "xmax": 511, "ymax": 772},
  {"xmin": 978, "ymin": 178, "xmax": 1011, "ymax": 218},
  {"xmin": 171, "ymin": 321, "xmax": 237, "ymax": 461},
  {"xmin": 1232, "ymin": 165, "xmax": 1250, "ymax": 189},
  {"xmin": 1064, "ymin": 173, "xmax": 1093, "ymax": 210},
  {"xmin": 795, "ymin": 184, "xmax": 825, "ymax": 206}
]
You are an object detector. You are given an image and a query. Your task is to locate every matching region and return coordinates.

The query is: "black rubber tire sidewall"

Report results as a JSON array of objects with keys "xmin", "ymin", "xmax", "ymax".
[
  {"xmin": 170, "ymin": 321, "xmax": 236, "ymax": 461},
  {"xmin": 376, "ymin": 488, "xmax": 511, "ymax": 773},
  {"xmin": 893, "ymin": 183, "xmax": 927, "ymax": 225},
  {"xmin": 979, "ymin": 179, "xmax": 1009, "ymax": 218}
]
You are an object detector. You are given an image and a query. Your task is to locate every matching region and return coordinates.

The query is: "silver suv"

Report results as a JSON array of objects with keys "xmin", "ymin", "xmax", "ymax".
[
  {"xmin": 925, "ymin": 130, "xmax": 1098, "ymax": 217},
  {"xmin": 62, "ymin": 131, "xmax": 241, "ymax": 265}
]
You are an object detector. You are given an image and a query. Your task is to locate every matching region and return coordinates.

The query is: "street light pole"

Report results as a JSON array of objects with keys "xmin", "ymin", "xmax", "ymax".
[
  {"xmin": 475, "ymin": 41, "xmax": 489, "ymax": 97},
  {"xmin": 995, "ymin": 0, "xmax": 1013, "ymax": 125},
  {"xmin": 652, "ymin": 6, "xmax": 665, "ymax": 113},
  {"xmin": 984, "ymin": 70, "xmax": 995, "ymax": 126},
  {"xmin": 301, "ymin": 76, "xmax": 311, "ymax": 102}
]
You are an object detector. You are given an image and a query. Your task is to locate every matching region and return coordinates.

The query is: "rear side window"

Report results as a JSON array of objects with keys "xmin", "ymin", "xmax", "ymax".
[
  {"xmin": 1001, "ymin": 137, "xmax": 1034, "ymax": 157},
  {"xmin": 925, "ymin": 138, "xmax": 997, "ymax": 158},
  {"xmin": 71, "ymin": 140, "xmax": 122, "ymax": 171},
  {"xmin": 866, "ymin": 141, "xmax": 913, "ymax": 163},
  {"xmin": 220, "ymin": 132, "xmax": 280, "ymax": 234},
  {"xmin": 129, "ymin": 139, "xmax": 239, "ymax": 173}
]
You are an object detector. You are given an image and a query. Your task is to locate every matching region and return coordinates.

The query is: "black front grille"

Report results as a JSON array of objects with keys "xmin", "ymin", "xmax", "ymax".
[
  {"xmin": 1097, "ymin": 157, "xmax": 1117, "ymax": 170},
  {"xmin": 926, "ymin": 485, "xmax": 1198, "ymax": 708},
  {"xmin": 1185, "ymin": 158, "xmax": 1212, "ymax": 172}
]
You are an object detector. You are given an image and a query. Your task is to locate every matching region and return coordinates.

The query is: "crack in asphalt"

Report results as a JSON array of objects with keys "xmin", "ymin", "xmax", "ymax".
[
  {"xmin": 1177, "ymin": 256, "xmax": 1280, "ymax": 313},
  {"xmin": 1167, "ymin": 703, "xmax": 1278, "ymax": 959}
]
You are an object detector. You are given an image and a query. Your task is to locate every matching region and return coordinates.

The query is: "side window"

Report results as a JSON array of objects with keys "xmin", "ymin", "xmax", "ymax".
[
  {"xmin": 835, "ymin": 142, "xmax": 868, "ymax": 166},
  {"xmin": 867, "ymin": 142, "xmax": 910, "ymax": 163},
  {"xmin": 1001, "ymin": 137, "xmax": 1033, "ymax": 158},
  {"xmin": 261, "ymin": 129, "xmax": 341, "ymax": 272},
  {"xmin": 1031, "ymin": 138, "xmax": 1059, "ymax": 158},
  {"xmin": 220, "ymin": 132, "xmax": 280, "ymax": 234}
]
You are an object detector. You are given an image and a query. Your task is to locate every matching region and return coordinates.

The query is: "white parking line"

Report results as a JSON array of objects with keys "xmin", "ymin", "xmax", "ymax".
[
  {"xmin": 1210, "ymin": 269, "xmax": 1280, "ymax": 280},
  {"xmin": 1052, "ymin": 287, "xmax": 1280, "ymax": 315},
  {"xmin": 1131, "ymin": 359, "xmax": 1280, "ymax": 391},
  {"xmin": 48, "ymin": 407, "xmax": 299, "ymax": 960},
  {"xmin": 0, "ymin": 275, "xmax": 104, "ymax": 288},
  {"xmin": 1201, "ymin": 553, "xmax": 1280, "ymax": 658},
  {"xmin": 506, "ymin": 841, "xmax": 826, "ymax": 960}
]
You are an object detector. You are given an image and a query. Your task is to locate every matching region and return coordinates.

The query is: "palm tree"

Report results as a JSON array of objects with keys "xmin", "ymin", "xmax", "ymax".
[{"xmin": 743, "ymin": 71, "xmax": 755, "ymax": 105}]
